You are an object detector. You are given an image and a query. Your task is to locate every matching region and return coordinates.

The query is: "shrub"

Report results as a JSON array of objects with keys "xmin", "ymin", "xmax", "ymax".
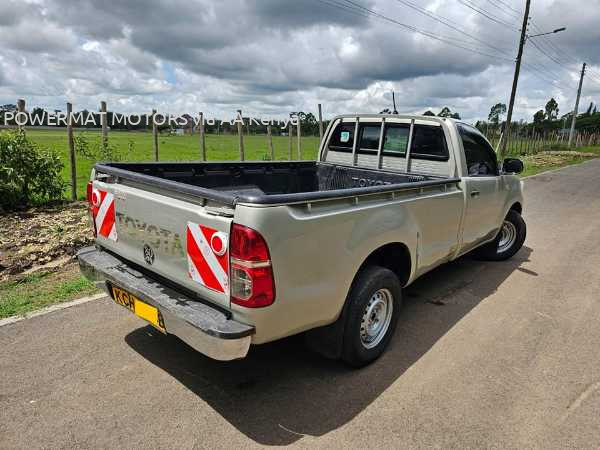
[
  {"xmin": 0, "ymin": 130, "xmax": 66, "ymax": 210},
  {"xmin": 74, "ymin": 132, "xmax": 134, "ymax": 162}
]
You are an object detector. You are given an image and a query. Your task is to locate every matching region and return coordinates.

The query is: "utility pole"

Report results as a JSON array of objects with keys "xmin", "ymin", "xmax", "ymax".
[
  {"xmin": 568, "ymin": 63, "xmax": 586, "ymax": 148},
  {"xmin": 499, "ymin": 0, "xmax": 531, "ymax": 160}
]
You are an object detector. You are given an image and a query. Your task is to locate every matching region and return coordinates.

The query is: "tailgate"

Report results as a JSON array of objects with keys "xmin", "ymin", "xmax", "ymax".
[{"xmin": 91, "ymin": 179, "xmax": 233, "ymax": 308}]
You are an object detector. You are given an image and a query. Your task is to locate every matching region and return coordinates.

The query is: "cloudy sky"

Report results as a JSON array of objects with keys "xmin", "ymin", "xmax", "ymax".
[{"xmin": 0, "ymin": 0, "xmax": 599, "ymax": 123}]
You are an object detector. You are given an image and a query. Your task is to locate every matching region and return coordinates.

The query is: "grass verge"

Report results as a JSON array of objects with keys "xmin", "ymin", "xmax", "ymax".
[{"xmin": 0, "ymin": 263, "xmax": 99, "ymax": 319}]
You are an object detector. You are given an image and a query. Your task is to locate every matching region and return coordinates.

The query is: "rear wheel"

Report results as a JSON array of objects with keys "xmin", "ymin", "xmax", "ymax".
[
  {"xmin": 477, "ymin": 210, "xmax": 526, "ymax": 261},
  {"xmin": 341, "ymin": 266, "xmax": 402, "ymax": 367}
]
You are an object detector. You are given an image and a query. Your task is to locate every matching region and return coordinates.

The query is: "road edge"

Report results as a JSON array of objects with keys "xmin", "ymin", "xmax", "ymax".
[{"xmin": 0, "ymin": 293, "xmax": 107, "ymax": 327}]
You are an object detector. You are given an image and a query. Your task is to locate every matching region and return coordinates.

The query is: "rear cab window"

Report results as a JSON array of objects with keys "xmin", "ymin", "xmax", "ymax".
[
  {"xmin": 410, "ymin": 125, "xmax": 449, "ymax": 161},
  {"xmin": 326, "ymin": 119, "xmax": 449, "ymax": 161}
]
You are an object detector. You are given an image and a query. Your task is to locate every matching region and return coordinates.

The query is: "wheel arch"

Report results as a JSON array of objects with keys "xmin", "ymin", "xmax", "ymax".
[{"xmin": 355, "ymin": 242, "xmax": 412, "ymax": 288}]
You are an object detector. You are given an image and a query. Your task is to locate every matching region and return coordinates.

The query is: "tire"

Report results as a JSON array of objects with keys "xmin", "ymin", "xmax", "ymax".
[
  {"xmin": 476, "ymin": 210, "xmax": 526, "ymax": 261},
  {"xmin": 341, "ymin": 266, "xmax": 402, "ymax": 367}
]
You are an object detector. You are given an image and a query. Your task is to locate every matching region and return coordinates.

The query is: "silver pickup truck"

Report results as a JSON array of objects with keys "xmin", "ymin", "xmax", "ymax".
[{"xmin": 78, "ymin": 114, "xmax": 526, "ymax": 366}]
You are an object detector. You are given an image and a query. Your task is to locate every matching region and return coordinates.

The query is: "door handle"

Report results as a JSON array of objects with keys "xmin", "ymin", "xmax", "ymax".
[{"xmin": 470, "ymin": 190, "xmax": 480, "ymax": 197}]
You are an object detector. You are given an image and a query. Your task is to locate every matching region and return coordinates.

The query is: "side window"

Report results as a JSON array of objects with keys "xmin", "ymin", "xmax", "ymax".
[
  {"xmin": 328, "ymin": 122, "xmax": 355, "ymax": 152},
  {"xmin": 458, "ymin": 125, "xmax": 498, "ymax": 176},
  {"xmin": 383, "ymin": 124, "xmax": 409, "ymax": 156},
  {"xmin": 359, "ymin": 125, "xmax": 381, "ymax": 151},
  {"xmin": 411, "ymin": 125, "xmax": 449, "ymax": 160}
]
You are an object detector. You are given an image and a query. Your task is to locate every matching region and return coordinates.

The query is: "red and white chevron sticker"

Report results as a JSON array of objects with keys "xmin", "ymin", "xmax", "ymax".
[
  {"xmin": 92, "ymin": 188, "xmax": 117, "ymax": 241},
  {"xmin": 186, "ymin": 222, "xmax": 229, "ymax": 294}
]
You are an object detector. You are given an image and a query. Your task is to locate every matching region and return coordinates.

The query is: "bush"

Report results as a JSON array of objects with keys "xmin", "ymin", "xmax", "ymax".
[
  {"xmin": 0, "ymin": 130, "xmax": 66, "ymax": 210},
  {"xmin": 74, "ymin": 132, "xmax": 134, "ymax": 162}
]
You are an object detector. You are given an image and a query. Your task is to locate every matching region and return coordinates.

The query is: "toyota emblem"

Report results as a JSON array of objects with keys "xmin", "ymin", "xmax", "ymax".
[{"xmin": 143, "ymin": 244, "xmax": 155, "ymax": 265}]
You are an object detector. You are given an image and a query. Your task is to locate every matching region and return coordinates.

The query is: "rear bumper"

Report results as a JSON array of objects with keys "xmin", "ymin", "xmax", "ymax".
[{"xmin": 77, "ymin": 246, "xmax": 254, "ymax": 361}]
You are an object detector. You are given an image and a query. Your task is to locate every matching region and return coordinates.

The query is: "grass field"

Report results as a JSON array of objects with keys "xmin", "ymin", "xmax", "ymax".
[
  {"xmin": 24, "ymin": 129, "xmax": 600, "ymax": 198},
  {"xmin": 26, "ymin": 129, "xmax": 321, "ymax": 200}
]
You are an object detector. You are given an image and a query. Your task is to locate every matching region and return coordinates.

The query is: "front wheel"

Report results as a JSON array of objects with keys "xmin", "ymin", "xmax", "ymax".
[
  {"xmin": 477, "ymin": 210, "xmax": 526, "ymax": 261},
  {"xmin": 341, "ymin": 266, "xmax": 402, "ymax": 367}
]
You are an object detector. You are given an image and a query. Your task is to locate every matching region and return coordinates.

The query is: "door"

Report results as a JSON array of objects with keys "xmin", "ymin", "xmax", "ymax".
[{"xmin": 458, "ymin": 124, "xmax": 505, "ymax": 251}]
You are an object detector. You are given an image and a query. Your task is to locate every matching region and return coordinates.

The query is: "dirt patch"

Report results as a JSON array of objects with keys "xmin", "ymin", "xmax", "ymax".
[
  {"xmin": 0, "ymin": 202, "xmax": 93, "ymax": 282},
  {"xmin": 523, "ymin": 152, "xmax": 592, "ymax": 167},
  {"xmin": 542, "ymin": 151, "xmax": 597, "ymax": 157}
]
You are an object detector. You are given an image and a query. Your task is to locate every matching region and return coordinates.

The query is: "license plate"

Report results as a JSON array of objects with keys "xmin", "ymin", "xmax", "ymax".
[{"xmin": 111, "ymin": 286, "xmax": 166, "ymax": 334}]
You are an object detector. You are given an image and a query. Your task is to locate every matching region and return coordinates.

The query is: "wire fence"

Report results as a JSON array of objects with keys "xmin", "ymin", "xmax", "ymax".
[
  {"xmin": 484, "ymin": 128, "xmax": 600, "ymax": 156},
  {"xmin": 4, "ymin": 98, "xmax": 600, "ymax": 201}
]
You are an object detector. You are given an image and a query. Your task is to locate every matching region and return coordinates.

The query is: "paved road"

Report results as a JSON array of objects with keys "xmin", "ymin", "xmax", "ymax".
[{"xmin": 2, "ymin": 160, "xmax": 600, "ymax": 449}]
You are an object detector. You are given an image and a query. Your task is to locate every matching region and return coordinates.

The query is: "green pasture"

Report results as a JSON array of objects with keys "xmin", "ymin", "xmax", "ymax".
[{"xmin": 26, "ymin": 129, "xmax": 321, "ymax": 200}]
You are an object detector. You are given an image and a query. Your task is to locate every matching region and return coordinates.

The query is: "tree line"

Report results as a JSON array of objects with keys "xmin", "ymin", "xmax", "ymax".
[{"xmin": 475, "ymin": 98, "xmax": 600, "ymax": 135}]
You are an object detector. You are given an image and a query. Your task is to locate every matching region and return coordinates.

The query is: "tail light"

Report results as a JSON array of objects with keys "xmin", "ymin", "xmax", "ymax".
[
  {"xmin": 230, "ymin": 224, "xmax": 275, "ymax": 308},
  {"xmin": 86, "ymin": 181, "xmax": 99, "ymax": 237}
]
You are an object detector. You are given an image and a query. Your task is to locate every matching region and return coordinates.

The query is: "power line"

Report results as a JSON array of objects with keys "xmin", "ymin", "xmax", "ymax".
[
  {"xmin": 455, "ymin": 0, "xmax": 520, "ymax": 31},
  {"xmin": 491, "ymin": 0, "xmax": 522, "ymax": 16},
  {"xmin": 317, "ymin": 0, "xmax": 515, "ymax": 61},
  {"xmin": 528, "ymin": 21, "xmax": 600, "ymax": 86},
  {"xmin": 394, "ymin": 0, "xmax": 514, "ymax": 57},
  {"xmin": 484, "ymin": 0, "xmax": 522, "ymax": 21},
  {"xmin": 527, "ymin": 38, "xmax": 600, "ymax": 86},
  {"xmin": 522, "ymin": 70, "xmax": 568, "ymax": 90}
]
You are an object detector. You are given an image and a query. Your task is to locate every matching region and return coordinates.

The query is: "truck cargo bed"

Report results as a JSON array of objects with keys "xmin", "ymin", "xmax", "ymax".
[{"xmin": 94, "ymin": 161, "xmax": 459, "ymax": 206}]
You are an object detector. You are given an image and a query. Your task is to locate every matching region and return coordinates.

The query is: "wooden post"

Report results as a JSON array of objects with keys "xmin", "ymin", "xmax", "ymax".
[
  {"xmin": 267, "ymin": 124, "xmax": 274, "ymax": 160},
  {"xmin": 297, "ymin": 115, "xmax": 302, "ymax": 160},
  {"xmin": 100, "ymin": 101, "xmax": 108, "ymax": 151},
  {"xmin": 16, "ymin": 99, "xmax": 25, "ymax": 131},
  {"xmin": 67, "ymin": 102, "xmax": 77, "ymax": 201},
  {"xmin": 199, "ymin": 112, "xmax": 206, "ymax": 161},
  {"xmin": 318, "ymin": 103, "xmax": 324, "ymax": 143},
  {"xmin": 152, "ymin": 109, "xmax": 159, "ymax": 161},
  {"xmin": 288, "ymin": 116, "xmax": 293, "ymax": 160},
  {"xmin": 237, "ymin": 109, "xmax": 245, "ymax": 161}
]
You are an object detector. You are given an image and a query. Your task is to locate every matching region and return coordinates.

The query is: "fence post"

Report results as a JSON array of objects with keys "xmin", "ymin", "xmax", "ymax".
[
  {"xmin": 288, "ymin": 115, "xmax": 293, "ymax": 160},
  {"xmin": 236, "ymin": 109, "xmax": 245, "ymax": 161},
  {"xmin": 100, "ymin": 101, "xmax": 108, "ymax": 150},
  {"xmin": 67, "ymin": 102, "xmax": 77, "ymax": 201},
  {"xmin": 152, "ymin": 109, "xmax": 159, "ymax": 161},
  {"xmin": 267, "ymin": 124, "xmax": 274, "ymax": 160},
  {"xmin": 16, "ymin": 99, "xmax": 26, "ymax": 131},
  {"xmin": 199, "ymin": 112, "xmax": 206, "ymax": 161},
  {"xmin": 297, "ymin": 115, "xmax": 302, "ymax": 160},
  {"xmin": 318, "ymin": 103, "xmax": 324, "ymax": 143}
]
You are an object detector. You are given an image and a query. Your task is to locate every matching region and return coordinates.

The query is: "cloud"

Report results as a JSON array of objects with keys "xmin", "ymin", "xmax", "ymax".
[{"xmin": 0, "ymin": 0, "xmax": 597, "ymax": 122}]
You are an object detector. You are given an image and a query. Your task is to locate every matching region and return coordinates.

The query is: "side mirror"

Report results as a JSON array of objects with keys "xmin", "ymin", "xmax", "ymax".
[{"xmin": 503, "ymin": 158, "xmax": 523, "ymax": 174}]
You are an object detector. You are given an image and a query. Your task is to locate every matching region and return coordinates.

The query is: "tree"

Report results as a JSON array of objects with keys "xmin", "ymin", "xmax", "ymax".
[
  {"xmin": 585, "ymin": 102, "xmax": 594, "ymax": 116},
  {"xmin": 488, "ymin": 103, "xmax": 507, "ymax": 125},
  {"xmin": 380, "ymin": 108, "xmax": 392, "ymax": 114},
  {"xmin": 544, "ymin": 98, "xmax": 559, "ymax": 121},
  {"xmin": 533, "ymin": 109, "xmax": 545, "ymax": 130},
  {"xmin": 422, "ymin": 110, "xmax": 436, "ymax": 116}
]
